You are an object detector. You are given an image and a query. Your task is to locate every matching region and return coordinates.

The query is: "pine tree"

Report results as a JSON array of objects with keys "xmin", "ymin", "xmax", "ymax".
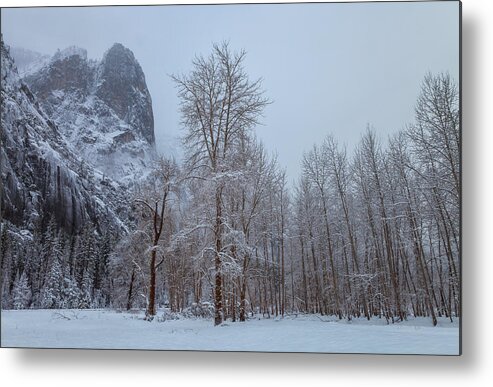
[
  {"xmin": 94, "ymin": 231, "xmax": 112, "ymax": 307},
  {"xmin": 79, "ymin": 268, "xmax": 93, "ymax": 308},
  {"xmin": 40, "ymin": 258, "xmax": 63, "ymax": 308},
  {"xmin": 61, "ymin": 271, "xmax": 81, "ymax": 308},
  {"xmin": 12, "ymin": 272, "xmax": 31, "ymax": 309},
  {"xmin": 0, "ymin": 224, "xmax": 12, "ymax": 307}
]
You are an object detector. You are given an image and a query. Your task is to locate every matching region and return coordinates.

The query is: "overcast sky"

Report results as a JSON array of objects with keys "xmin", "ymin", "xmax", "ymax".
[{"xmin": 1, "ymin": 1, "xmax": 460, "ymax": 184}]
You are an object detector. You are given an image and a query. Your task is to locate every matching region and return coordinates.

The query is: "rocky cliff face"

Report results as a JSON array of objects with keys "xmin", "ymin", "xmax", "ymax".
[
  {"xmin": 97, "ymin": 43, "xmax": 154, "ymax": 145},
  {"xmin": 1, "ymin": 40, "xmax": 128, "ymax": 235},
  {"xmin": 26, "ymin": 47, "xmax": 93, "ymax": 101},
  {"xmin": 23, "ymin": 43, "xmax": 155, "ymax": 182}
]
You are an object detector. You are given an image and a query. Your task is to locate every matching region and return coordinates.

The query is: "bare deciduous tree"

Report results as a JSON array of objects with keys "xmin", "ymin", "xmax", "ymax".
[
  {"xmin": 134, "ymin": 157, "xmax": 179, "ymax": 319},
  {"xmin": 172, "ymin": 42, "xmax": 270, "ymax": 325}
]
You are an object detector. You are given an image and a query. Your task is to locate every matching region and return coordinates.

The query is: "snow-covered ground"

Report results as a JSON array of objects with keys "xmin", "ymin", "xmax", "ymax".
[{"xmin": 0, "ymin": 309, "xmax": 459, "ymax": 355}]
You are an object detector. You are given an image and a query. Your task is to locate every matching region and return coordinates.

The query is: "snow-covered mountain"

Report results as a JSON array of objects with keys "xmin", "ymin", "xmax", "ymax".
[
  {"xmin": 23, "ymin": 43, "xmax": 156, "ymax": 183},
  {"xmin": 1, "ymin": 39, "xmax": 129, "ymax": 235}
]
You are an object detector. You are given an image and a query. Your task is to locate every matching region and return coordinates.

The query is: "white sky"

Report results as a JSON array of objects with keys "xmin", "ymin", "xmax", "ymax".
[{"xmin": 1, "ymin": 1, "xmax": 460, "ymax": 184}]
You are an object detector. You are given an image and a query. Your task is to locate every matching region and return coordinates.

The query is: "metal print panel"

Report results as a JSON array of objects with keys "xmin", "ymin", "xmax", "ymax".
[{"xmin": 0, "ymin": 1, "xmax": 461, "ymax": 355}]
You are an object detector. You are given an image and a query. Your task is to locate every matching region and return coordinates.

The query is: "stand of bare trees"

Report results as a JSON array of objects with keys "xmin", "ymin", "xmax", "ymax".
[
  {"xmin": 109, "ymin": 44, "xmax": 460, "ymax": 327},
  {"xmin": 289, "ymin": 73, "xmax": 459, "ymax": 325}
]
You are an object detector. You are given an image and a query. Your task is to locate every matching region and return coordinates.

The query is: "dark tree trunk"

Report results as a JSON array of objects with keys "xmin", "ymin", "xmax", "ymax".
[
  {"xmin": 146, "ymin": 245, "xmax": 157, "ymax": 318},
  {"xmin": 126, "ymin": 268, "xmax": 136, "ymax": 311},
  {"xmin": 214, "ymin": 188, "xmax": 223, "ymax": 326}
]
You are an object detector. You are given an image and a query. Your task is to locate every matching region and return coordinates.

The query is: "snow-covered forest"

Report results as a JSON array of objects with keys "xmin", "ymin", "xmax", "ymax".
[{"xmin": 1, "ymin": 36, "xmax": 459, "ymax": 352}]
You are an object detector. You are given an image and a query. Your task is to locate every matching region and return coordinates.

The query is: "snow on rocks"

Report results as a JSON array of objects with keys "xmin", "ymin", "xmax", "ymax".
[
  {"xmin": 51, "ymin": 46, "xmax": 88, "ymax": 63},
  {"xmin": 23, "ymin": 42, "xmax": 156, "ymax": 182}
]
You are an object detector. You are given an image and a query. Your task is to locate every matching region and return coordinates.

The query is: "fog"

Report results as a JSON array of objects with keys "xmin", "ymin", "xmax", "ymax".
[{"xmin": 1, "ymin": 1, "xmax": 460, "ymax": 183}]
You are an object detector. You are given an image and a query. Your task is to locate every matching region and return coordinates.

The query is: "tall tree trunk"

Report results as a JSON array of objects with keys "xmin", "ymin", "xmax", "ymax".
[
  {"xmin": 300, "ymin": 238, "xmax": 309, "ymax": 313},
  {"xmin": 239, "ymin": 254, "xmax": 249, "ymax": 322},
  {"xmin": 126, "ymin": 268, "xmax": 136, "ymax": 311},
  {"xmin": 320, "ymin": 194, "xmax": 341, "ymax": 318},
  {"xmin": 214, "ymin": 187, "xmax": 223, "ymax": 326},
  {"xmin": 146, "ymin": 245, "xmax": 157, "ymax": 318}
]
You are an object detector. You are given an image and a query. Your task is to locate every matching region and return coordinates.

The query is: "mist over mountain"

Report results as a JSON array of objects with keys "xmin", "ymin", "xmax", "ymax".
[
  {"xmin": 9, "ymin": 46, "xmax": 50, "ymax": 77},
  {"xmin": 22, "ymin": 43, "xmax": 156, "ymax": 183}
]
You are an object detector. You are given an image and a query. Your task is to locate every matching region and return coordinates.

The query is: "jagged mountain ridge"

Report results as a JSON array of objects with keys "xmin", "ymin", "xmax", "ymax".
[
  {"xmin": 1, "ymin": 39, "xmax": 129, "ymax": 235},
  {"xmin": 23, "ymin": 43, "xmax": 155, "ymax": 182}
]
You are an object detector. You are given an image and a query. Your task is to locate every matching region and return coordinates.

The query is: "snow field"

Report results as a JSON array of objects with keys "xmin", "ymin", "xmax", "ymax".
[{"xmin": 0, "ymin": 309, "xmax": 459, "ymax": 355}]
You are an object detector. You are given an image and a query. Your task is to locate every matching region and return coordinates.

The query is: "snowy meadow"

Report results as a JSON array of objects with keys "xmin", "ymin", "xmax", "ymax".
[{"xmin": 1, "ymin": 309, "xmax": 459, "ymax": 354}]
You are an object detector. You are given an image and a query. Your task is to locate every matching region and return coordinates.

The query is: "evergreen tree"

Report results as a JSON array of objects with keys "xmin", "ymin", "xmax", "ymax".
[
  {"xmin": 61, "ymin": 271, "xmax": 81, "ymax": 308},
  {"xmin": 24, "ymin": 241, "xmax": 43, "ymax": 307},
  {"xmin": 94, "ymin": 231, "xmax": 112, "ymax": 306},
  {"xmin": 79, "ymin": 268, "xmax": 93, "ymax": 308},
  {"xmin": 40, "ymin": 258, "xmax": 63, "ymax": 309},
  {"xmin": 12, "ymin": 272, "xmax": 32, "ymax": 309},
  {"xmin": 0, "ymin": 225, "xmax": 12, "ymax": 307},
  {"xmin": 75, "ymin": 224, "xmax": 97, "ymax": 286}
]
